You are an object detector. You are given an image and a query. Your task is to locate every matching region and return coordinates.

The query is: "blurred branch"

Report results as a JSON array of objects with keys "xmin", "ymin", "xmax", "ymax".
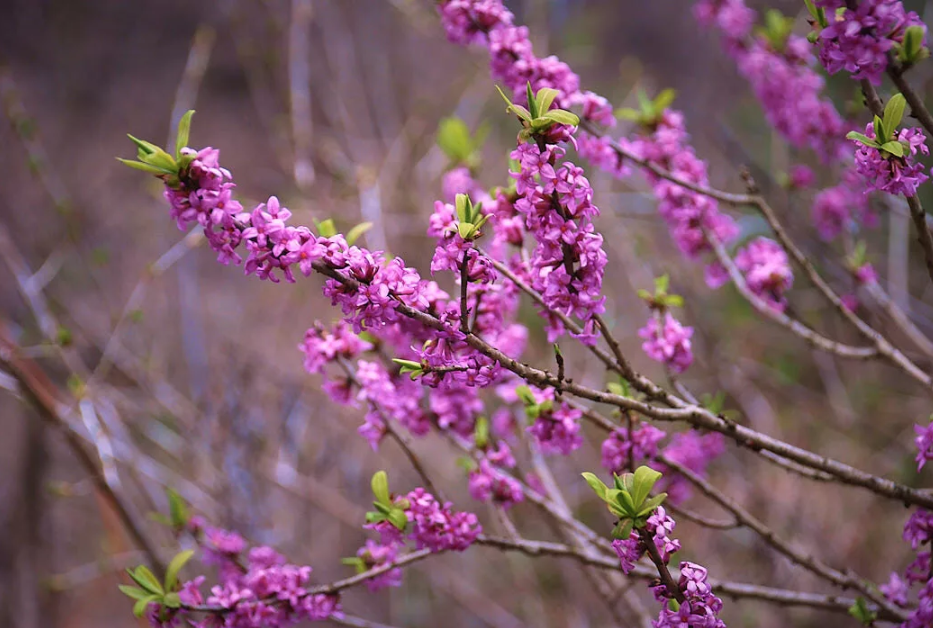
[{"xmin": 0, "ymin": 321, "xmax": 165, "ymax": 578}]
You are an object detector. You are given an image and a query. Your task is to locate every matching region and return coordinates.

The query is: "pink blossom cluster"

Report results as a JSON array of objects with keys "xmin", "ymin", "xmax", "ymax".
[
  {"xmin": 612, "ymin": 506, "xmax": 682, "ymax": 574},
  {"xmin": 612, "ymin": 508, "xmax": 726, "ymax": 627},
  {"xmin": 734, "ymin": 237, "xmax": 794, "ymax": 312},
  {"xmin": 656, "ymin": 562, "xmax": 726, "ymax": 628},
  {"xmin": 147, "ymin": 519, "xmax": 340, "ymax": 628},
  {"xmin": 601, "ymin": 426, "xmax": 725, "ymax": 504},
  {"xmin": 639, "ymin": 312, "xmax": 695, "ymax": 374},
  {"xmin": 354, "ymin": 540, "xmax": 403, "ymax": 592},
  {"xmin": 166, "ymin": 146, "xmax": 543, "ymax": 452},
  {"xmin": 658, "ymin": 431, "xmax": 726, "ymax": 504},
  {"xmin": 817, "ymin": 0, "xmax": 926, "ymax": 86},
  {"xmin": 852, "ymin": 123, "xmax": 930, "ymax": 196},
  {"xmin": 622, "ymin": 112, "xmax": 740, "ymax": 285},
  {"xmin": 812, "ymin": 166, "xmax": 874, "ymax": 241},
  {"xmin": 467, "ymin": 441, "xmax": 524, "ymax": 509},
  {"xmin": 523, "ymin": 386, "xmax": 584, "ymax": 455},
  {"xmin": 436, "ymin": 0, "xmax": 751, "ymax": 292},
  {"xmin": 880, "ymin": 422, "xmax": 933, "ymax": 627},
  {"xmin": 405, "ymin": 488, "xmax": 483, "ymax": 552},
  {"xmin": 601, "ymin": 422, "xmax": 666, "ymax": 473},
  {"xmin": 508, "ymin": 140, "xmax": 608, "ymax": 344},
  {"xmin": 695, "ymin": 0, "xmax": 848, "ymax": 160}
]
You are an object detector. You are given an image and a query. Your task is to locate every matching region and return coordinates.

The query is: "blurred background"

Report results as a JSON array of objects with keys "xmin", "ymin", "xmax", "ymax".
[{"xmin": 2, "ymin": 0, "xmax": 933, "ymax": 626}]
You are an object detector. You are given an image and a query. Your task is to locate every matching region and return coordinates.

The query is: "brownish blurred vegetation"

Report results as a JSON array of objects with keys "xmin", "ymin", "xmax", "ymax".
[{"xmin": 1, "ymin": 1, "xmax": 932, "ymax": 627}]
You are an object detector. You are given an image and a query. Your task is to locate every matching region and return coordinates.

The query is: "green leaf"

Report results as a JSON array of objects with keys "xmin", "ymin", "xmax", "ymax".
[
  {"xmin": 653, "ymin": 88, "xmax": 676, "ymax": 113},
  {"xmin": 117, "ymin": 158, "xmax": 174, "ymax": 175},
  {"xmin": 455, "ymin": 193, "xmax": 470, "ymax": 222},
  {"xmin": 535, "ymin": 87, "xmax": 559, "ymax": 114},
  {"xmin": 845, "ymin": 131, "xmax": 879, "ymax": 148},
  {"xmin": 611, "ymin": 518, "xmax": 634, "ymax": 540},
  {"xmin": 164, "ymin": 549, "xmax": 195, "ymax": 592},
  {"xmin": 365, "ymin": 510, "xmax": 386, "ymax": 524},
  {"xmin": 581, "ymin": 472, "xmax": 610, "ymax": 502},
  {"xmin": 636, "ymin": 89, "xmax": 652, "ymax": 116},
  {"xmin": 118, "ymin": 585, "xmax": 152, "ymax": 601},
  {"xmin": 637, "ymin": 492, "xmax": 668, "ymax": 517},
  {"xmin": 530, "ymin": 117, "xmax": 552, "ymax": 131},
  {"xmin": 631, "ymin": 465, "xmax": 662, "ymax": 508},
  {"xmin": 654, "ymin": 274, "xmax": 670, "ymax": 294},
  {"xmin": 540, "ymin": 109, "xmax": 580, "ymax": 126},
  {"xmin": 128, "ymin": 566, "xmax": 163, "ymax": 595},
  {"xmin": 880, "ymin": 141, "xmax": 905, "ymax": 157},
  {"xmin": 803, "ymin": 0, "xmax": 819, "ymax": 20},
  {"xmin": 614, "ymin": 487, "xmax": 637, "ymax": 516},
  {"xmin": 883, "ymin": 93, "xmax": 906, "ymax": 140},
  {"xmin": 346, "ymin": 222, "xmax": 373, "ymax": 246},
  {"xmin": 127, "ymin": 134, "xmax": 159, "ymax": 156},
  {"xmin": 437, "ymin": 117, "xmax": 472, "ymax": 162},
  {"xmin": 175, "ymin": 110, "xmax": 195, "ymax": 159},
  {"xmin": 456, "ymin": 456, "xmax": 478, "ymax": 472},
  {"xmin": 458, "ymin": 222, "xmax": 476, "ymax": 240},
  {"xmin": 515, "ymin": 385, "xmax": 536, "ymax": 406},
  {"xmin": 526, "ymin": 82, "xmax": 538, "ymax": 119},
  {"xmin": 873, "ymin": 115, "xmax": 886, "ymax": 143},
  {"xmin": 371, "ymin": 471, "xmax": 391, "ymax": 507},
  {"xmin": 662, "ymin": 294, "xmax": 684, "ymax": 308},
  {"xmin": 495, "ymin": 85, "xmax": 531, "ymax": 121},
  {"xmin": 901, "ymin": 25, "xmax": 926, "ymax": 63},
  {"xmin": 167, "ymin": 488, "xmax": 189, "ymax": 529},
  {"xmin": 133, "ymin": 595, "xmax": 160, "ymax": 618},
  {"xmin": 474, "ymin": 416, "xmax": 489, "ymax": 449},
  {"xmin": 848, "ymin": 597, "xmax": 877, "ymax": 625},
  {"xmin": 615, "ymin": 108, "xmax": 642, "ymax": 122},
  {"xmin": 163, "ymin": 592, "xmax": 181, "ymax": 609},
  {"xmin": 387, "ymin": 508, "xmax": 409, "ymax": 531},
  {"xmin": 314, "ymin": 218, "xmax": 337, "ymax": 238}
]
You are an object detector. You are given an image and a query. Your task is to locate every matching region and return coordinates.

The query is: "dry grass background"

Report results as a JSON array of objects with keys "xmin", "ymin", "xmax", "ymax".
[{"xmin": 1, "ymin": 1, "xmax": 933, "ymax": 626}]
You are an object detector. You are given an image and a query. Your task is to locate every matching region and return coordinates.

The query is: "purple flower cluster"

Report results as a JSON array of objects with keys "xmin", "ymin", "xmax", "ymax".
[
  {"xmin": 148, "ymin": 522, "xmax": 340, "ymax": 628},
  {"xmin": 818, "ymin": 0, "xmax": 926, "ymax": 85},
  {"xmin": 812, "ymin": 166, "xmax": 873, "ymax": 240},
  {"xmin": 436, "ymin": 0, "xmax": 743, "ymax": 286},
  {"xmin": 610, "ymin": 506, "xmax": 726, "ymax": 627},
  {"xmin": 509, "ymin": 141, "xmax": 608, "ymax": 344},
  {"xmin": 639, "ymin": 313, "xmax": 695, "ymax": 374},
  {"xmin": 601, "ymin": 422, "xmax": 667, "ymax": 474},
  {"xmin": 298, "ymin": 321, "xmax": 372, "ymax": 375},
  {"xmin": 611, "ymin": 506, "xmax": 682, "ymax": 575},
  {"xmin": 356, "ymin": 360, "xmax": 430, "ymax": 449},
  {"xmin": 655, "ymin": 562, "xmax": 726, "ymax": 628},
  {"xmin": 468, "ymin": 442, "xmax": 524, "ymax": 509},
  {"xmin": 405, "ymin": 488, "xmax": 482, "ymax": 552},
  {"xmin": 915, "ymin": 420, "xmax": 933, "ymax": 470},
  {"xmin": 695, "ymin": 0, "xmax": 848, "ymax": 160},
  {"xmin": 852, "ymin": 123, "xmax": 930, "ymax": 196},
  {"xmin": 355, "ymin": 540, "xmax": 403, "ymax": 592},
  {"xmin": 734, "ymin": 237, "xmax": 794, "ymax": 312},
  {"xmin": 658, "ymin": 431, "xmax": 726, "ymax": 504},
  {"xmin": 876, "ymin": 417, "xmax": 933, "ymax": 627},
  {"xmin": 524, "ymin": 387, "xmax": 583, "ymax": 455},
  {"xmin": 623, "ymin": 112, "xmax": 740, "ymax": 282}
]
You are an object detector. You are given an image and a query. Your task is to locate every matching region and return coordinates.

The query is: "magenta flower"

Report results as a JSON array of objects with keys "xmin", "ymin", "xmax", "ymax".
[
  {"xmin": 735, "ymin": 237, "xmax": 793, "ymax": 312},
  {"xmin": 405, "ymin": 488, "xmax": 482, "ymax": 552},
  {"xmin": 639, "ymin": 312, "xmax": 694, "ymax": 374},
  {"xmin": 818, "ymin": 0, "xmax": 926, "ymax": 85},
  {"xmin": 852, "ymin": 123, "xmax": 930, "ymax": 196},
  {"xmin": 601, "ymin": 423, "xmax": 666, "ymax": 474}
]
